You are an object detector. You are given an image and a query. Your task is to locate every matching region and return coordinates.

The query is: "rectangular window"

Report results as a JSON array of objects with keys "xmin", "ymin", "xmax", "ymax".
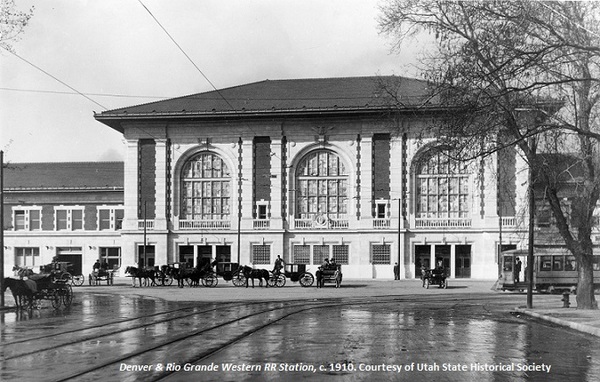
[
  {"xmin": 293, "ymin": 245, "xmax": 310, "ymax": 264},
  {"xmin": 97, "ymin": 206, "xmax": 125, "ymax": 231},
  {"xmin": 99, "ymin": 247, "xmax": 121, "ymax": 270},
  {"xmin": 15, "ymin": 247, "xmax": 40, "ymax": 267},
  {"xmin": 251, "ymin": 245, "xmax": 271, "ymax": 265},
  {"xmin": 257, "ymin": 204, "xmax": 268, "ymax": 220},
  {"xmin": 540, "ymin": 256, "xmax": 552, "ymax": 271},
  {"xmin": 593, "ymin": 256, "xmax": 600, "ymax": 271},
  {"xmin": 13, "ymin": 207, "xmax": 42, "ymax": 231},
  {"xmin": 332, "ymin": 245, "xmax": 349, "ymax": 265},
  {"xmin": 552, "ymin": 256, "xmax": 564, "ymax": 271},
  {"xmin": 372, "ymin": 244, "xmax": 391, "ymax": 264},
  {"xmin": 55, "ymin": 206, "xmax": 85, "ymax": 231},
  {"xmin": 313, "ymin": 245, "xmax": 329, "ymax": 265}
]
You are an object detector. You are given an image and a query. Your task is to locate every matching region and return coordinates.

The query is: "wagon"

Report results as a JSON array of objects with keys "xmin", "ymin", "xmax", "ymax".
[
  {"xmin": 267, "ymin": 263, "xmax": 315, "ymax": 287},
  {"xmin": 89, "ymin": 268, "xmax": 115, "ymax": 286},
  {"xmin": 316, "ymin": 264, "xmax": 342, "ymax": 288},
  {"xmin": 41, "ymin": 261, "xmax": 85, "ymax": 286},
  {"xmin": 421, "ymin": 268, "xmax": 448, "ymax": 289},
  {"xmin": 6, "ymin": 274, "xmax": 74, "ymax": 310}
]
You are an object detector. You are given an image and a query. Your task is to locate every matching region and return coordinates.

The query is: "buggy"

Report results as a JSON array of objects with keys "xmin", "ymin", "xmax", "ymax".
[
  {"xmin": 421, "ymin": 267, "xmax": 448, "ymax": 289},
  {"xmin": 267, "ymin": 263, "xmax": 315, "ymax": 287},
  {"xmin": 41, "ymin": 261, "xmax": 85, "ymax": 286},
  {"xmin": 316, "ymin": 264, "xmax": 342, "ymax": 288}
]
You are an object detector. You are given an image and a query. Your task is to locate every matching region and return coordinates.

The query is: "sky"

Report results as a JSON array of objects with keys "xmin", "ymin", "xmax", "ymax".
[{"xmin": 0, "ymin": 0, "xmax": 427, "ymax": 163}]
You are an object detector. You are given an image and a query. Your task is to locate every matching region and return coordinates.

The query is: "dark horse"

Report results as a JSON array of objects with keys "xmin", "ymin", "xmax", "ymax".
[
  {"xmin": 239, "ymin": 265, "xmax": 270, "ymax": 288},
  {"xmin": 2, "ymin": 277, "xmax": 34, "ymax": 309},
  {"xmin": 125, "ymin": 266, "xmax": 155, "ymax": 287}
]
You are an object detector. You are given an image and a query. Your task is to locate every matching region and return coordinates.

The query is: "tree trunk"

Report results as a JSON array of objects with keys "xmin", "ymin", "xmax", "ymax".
[{"xmin": 576, "ymin": 251, "xmax": 598, "ymax": 310}]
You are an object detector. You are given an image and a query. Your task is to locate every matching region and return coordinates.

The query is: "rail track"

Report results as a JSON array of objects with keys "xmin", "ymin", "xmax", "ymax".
[{"xmin": 0, "ymin": 294, "xmax": 523, "ymax": 382}]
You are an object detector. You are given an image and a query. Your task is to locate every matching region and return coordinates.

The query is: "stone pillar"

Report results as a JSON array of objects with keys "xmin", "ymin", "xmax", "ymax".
[
  {"xmin": 360, "ymin": 135, "xmax": 373, "ymax": 226},
  {"xmin": 123, "ymin": 139, "xmax": 139, "ymax": 231},
  {"xmin": 240, "ymin": 138, "xmax": 254, "ymax": 229},
  {"xmin": 390, "ymin": 137, "xmax": 403, "ymax": 228},
  {"xmin": 270, "ymin": 138, "xmax": 283, "ymax": 229},
  {"xmin": 154, "ymin": 139, "xmax": 168, "ymax": 230}
]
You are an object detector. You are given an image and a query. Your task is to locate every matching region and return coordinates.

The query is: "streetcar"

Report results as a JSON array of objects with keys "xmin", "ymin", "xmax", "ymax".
[{"xmin": 499, "ymin": 248, "xmax": 600, "ymax": 293}]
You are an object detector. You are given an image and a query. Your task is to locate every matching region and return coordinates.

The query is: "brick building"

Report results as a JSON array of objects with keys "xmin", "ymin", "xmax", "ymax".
[{"xmin": 3, "ymin": 76, "xmax": 540, "ymax": 280}]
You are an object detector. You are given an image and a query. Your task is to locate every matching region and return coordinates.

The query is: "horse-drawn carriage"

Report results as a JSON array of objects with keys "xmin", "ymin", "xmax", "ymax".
[
  {"xmin": 267, "ymin": 263, "xmax": 315, "ymax": 288},
  {"xmin": 316, "ymin": 264, "xmax": 342, "ymax": 288},
  {"xmin": 421, "ymin": 267, "xmax": 448, "ymax": 289},
  {"xmin": 166, "ymin": 262, "xmax": 218, "ymax": 288},
  {"xmin": 3, "ymin": 274, "xmax": 73, "ymax": 310},
  {"xmin": 39, "ymin": 261, "xmax": 85, "ymax": 286},
  {"xmin": 88, "ymin": 267, "xmax": 116, "ymax": 286}
]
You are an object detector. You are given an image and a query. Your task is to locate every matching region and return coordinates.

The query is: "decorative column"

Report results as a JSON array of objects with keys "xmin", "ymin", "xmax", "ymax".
[
  {"xmin": 154, "ymin": 138, "xmax": 168, "ymax": 231},
  {"xmin": 360, "ymin": 135, "xmax": 374, "ymax": 227},
  {"xmin": 123, "ymin": 139, "xmax": 139, "ymax": 231},
  {"xmin": 270, "ymin": 138, "xmax": 283, "ymax": 229},
  {"xmin": 240, "ymin": 137, "xmax": 254, "ymax": 229}
]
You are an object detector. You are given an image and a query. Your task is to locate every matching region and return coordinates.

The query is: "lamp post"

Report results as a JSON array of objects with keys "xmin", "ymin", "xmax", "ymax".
[{"xmin": 527, "ymin": 137, "xmax": 537, "ymax": 309}]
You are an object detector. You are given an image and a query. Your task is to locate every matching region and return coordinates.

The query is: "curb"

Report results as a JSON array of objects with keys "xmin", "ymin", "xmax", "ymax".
[{"xmin": 514, "ymin": 307, "xmax": 600, "ymax": 338}]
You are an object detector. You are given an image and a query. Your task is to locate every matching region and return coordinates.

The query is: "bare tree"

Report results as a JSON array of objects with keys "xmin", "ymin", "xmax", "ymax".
[
  {"xmin": 0, "ymin": 0, "xmax": 34, "ymax": 52},
  {"xmin": 379, "ymin": 0, "xmax": 600, "ymax": 309}
]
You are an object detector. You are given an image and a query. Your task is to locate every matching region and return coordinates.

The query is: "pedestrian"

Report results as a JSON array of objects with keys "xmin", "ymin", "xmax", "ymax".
[
  {"xmin": 515, "ymin": 258, "xmax": 522, "ymax": 283},
  {"xmin": 393, "ymin": 262, "xmax": 400, "ymax": 280}
]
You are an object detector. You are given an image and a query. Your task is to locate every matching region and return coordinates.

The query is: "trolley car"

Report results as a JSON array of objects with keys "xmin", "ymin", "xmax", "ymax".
[{"xmin": 499, "ymin": 248, "xmax": 600, "ymax": 293}]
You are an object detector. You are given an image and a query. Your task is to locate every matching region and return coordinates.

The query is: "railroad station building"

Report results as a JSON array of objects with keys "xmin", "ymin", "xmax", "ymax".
[{"xmin": 4, "ymin": 76, "xmax": 538, "ymax": 280}]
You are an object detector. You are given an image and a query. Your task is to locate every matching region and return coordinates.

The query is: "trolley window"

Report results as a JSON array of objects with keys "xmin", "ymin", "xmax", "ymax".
[
  {"xmin": 540, "ymin": 256, "xmax": 552, "ymax": 271},
  {"xmin": 552, "ymin": 256, "xmax": 564, "ymax": 271},
  {"xmin": 565, "ymin": 256, "xmax": 577, "ymax": 271},
  {"xmin": 503, "ymin": 256, "xmax": 513, "ymax": 272}
]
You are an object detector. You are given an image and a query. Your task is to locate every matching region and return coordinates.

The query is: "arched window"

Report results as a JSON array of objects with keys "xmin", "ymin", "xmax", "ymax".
[
  {"xmin": 181, "ymin": 152, "xmax": 231, "ymax": 220},
  {"xmin": 295, "ymin": 150, "xmax": 348, "ymax": 219},
  {"xmin": 416, "ymin": 150, "xmax": 470, "ymax": 219}
]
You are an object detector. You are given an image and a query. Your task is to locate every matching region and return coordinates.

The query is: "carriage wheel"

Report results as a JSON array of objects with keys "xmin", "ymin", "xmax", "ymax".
[
  {"xmin": 88, "ymin": 274, "xmax": 94, "ymax": 286},
  {"xmin": 163, "ymin": 275, "xmax": 174, "ymax": 286},
  {"xmin": 72, "ymin": 274, "xmax": 84, "ymax": 286},
  {"xmin": 232, "ymin": 271, "xmax": 246, "ymax": 287},
  {"xmin": 299, "ymin": 272, "xmax": 314, "ymax": 287},
  {"xmin": 275, "ymin": 274, "xmax": 286, "ymax": 288},
  {"xmin": 267, "ymin": 275, "xmax": 277, "ymax": 287},
  {"xmin": 202, "ymin": 274, "xmax": 218, "ymax": 288},
  {"xmin": 51, "ymin": 292, "xmax": 62, "ymax": 309},
  {"xmin": 442, "ymin": 279, "xmax": 448, "ymax": 289},
  {"xmin": 424, "ymin": 278, "xmax": 430, "ymax": 289},
  {"xmin": 62, "ymin": 284, "xmax": 73, "ymax": 307}
]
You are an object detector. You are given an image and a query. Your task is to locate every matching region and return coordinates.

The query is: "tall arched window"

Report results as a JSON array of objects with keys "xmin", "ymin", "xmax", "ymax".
[
  {"xmin": 416, "ymin": 150, "xmax": 470, "ymax": 219},
  {"xmin": 295, "ymin": 150, "xmax": 348, "ymax": 219},
  {"xmin": 181, "ymin": 152, "xmax": 231, "ymax": 220}
]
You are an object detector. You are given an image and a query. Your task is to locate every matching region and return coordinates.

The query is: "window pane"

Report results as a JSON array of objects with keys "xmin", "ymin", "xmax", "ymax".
[
  {"xmin": 72, "ymin": 210, "xmax": 83, "ymax": 230},
  {"xmin": 15, "ymin": 210, "xmax": 25, "ymax": 230},
  {"xmin": 29, "ymin": 210, "xmax": 41, "ymax": 230},
  {"xmin": 57, "ymin": 210, "xmax": 68, "ymax": 230}
]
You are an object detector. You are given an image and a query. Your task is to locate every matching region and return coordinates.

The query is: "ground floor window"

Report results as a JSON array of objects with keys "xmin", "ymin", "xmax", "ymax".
[
  {"xmin": 332, "ymin": 245, "xmax": 349, "ymax": 264},
  {"xmin": 371, "ymin": 244, "xmax": 391, "ymax": 264},
  {"xmin": 15, "ymin": 247, "xmax": 40, "ymax": 268},
  {"xmin": 138, "ymin": 245, "xmax": 155, "ymax": 268},
  {"xmin": 313, "ymin": 245, "xmax": 329, "ymax": 265},
  {"xmin": 293, "ymin": 245, "xmax": 310, "ymax": 264},
  {"xmin": 99, "ymin": 247, "xmax": 121, "ymax": 271},
  {"xmin": 252, "ymin": 245, "xmax": 271, "ymax": 265}
]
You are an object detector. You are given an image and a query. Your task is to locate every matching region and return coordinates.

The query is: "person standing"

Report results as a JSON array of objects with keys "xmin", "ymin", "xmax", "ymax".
[
  {"xmin": 515, "ymin": 258, "xmax": 522, "ymax": 283},
  {"xmin": 393, "ymin": 262, "xmax": 400, "ymax": 280}
]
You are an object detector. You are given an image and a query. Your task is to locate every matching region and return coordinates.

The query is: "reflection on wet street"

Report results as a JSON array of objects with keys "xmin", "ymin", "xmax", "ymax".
[{"xmin": 1, "ymin": 291, "xmax": 599, "ymax": 382}]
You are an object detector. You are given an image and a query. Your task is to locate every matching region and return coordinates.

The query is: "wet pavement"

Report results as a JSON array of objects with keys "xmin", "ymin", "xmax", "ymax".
[{"xmin": 1, "ymin": 279, "xmax": 599, "ymax": 381}]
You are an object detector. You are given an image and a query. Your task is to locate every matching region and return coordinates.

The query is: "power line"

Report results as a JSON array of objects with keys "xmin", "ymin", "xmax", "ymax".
[
  {"xmin": 0, "ymin": 45, "xmax": 108, "ymax": 110},
  {"xmin": 0, "ymin": 87, "xmax": 169, "ymax": 99}
]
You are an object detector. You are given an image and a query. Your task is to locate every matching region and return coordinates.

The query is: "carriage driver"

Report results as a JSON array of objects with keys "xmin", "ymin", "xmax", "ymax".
[
  {"xmin": 273, "ymin": 255, "xmax": 285, "ymax": 276},
  {"xmin": 92, "ymin": 260, "xmax": 101, "ymax": 276}
]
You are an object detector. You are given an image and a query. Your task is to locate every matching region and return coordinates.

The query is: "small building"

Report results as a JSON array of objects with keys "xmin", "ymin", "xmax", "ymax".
[{"xmin": 3, "ymin": 162, "xmax": 124, "ymax": 276}]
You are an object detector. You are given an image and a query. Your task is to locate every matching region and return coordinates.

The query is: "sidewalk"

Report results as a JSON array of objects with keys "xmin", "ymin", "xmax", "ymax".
[{"xmin": 513, "ymin": 295, "xmax": 600, "ymax": 337}]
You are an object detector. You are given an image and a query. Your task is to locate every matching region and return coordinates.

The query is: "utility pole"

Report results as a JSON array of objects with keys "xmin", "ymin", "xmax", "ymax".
[
  {"xmin": 143, "ymin": 201, "xmax": 147, "ymax": 269},
  {"xmin": 527, "ymin": 138, "xmax": 537, "ymax": 309}
]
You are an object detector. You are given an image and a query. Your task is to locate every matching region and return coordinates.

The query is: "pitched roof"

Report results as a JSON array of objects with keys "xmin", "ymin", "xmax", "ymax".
[
  {"xmin": 4, "ymin": 162, "xmax": 124, "ymax": 191},
  {"xmin": 95, "ymin": 76, "xmax": 438, "ymax": 131}
]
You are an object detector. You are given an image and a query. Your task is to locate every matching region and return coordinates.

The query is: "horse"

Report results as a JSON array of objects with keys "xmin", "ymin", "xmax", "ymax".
[
  {"xmin": 239, "ymin": 265, "xmax": 270, "ymax": 288},
  {"xmin": 2, "ymin": 277, "xmax": 34, "ymax": 309},
  {"xmin": 12, "ymin": 265, "xmax": 35, "ymax": 279},
  {"xmin": 125, "ymin": 266, "xmax": 155, "ymax": 287}
]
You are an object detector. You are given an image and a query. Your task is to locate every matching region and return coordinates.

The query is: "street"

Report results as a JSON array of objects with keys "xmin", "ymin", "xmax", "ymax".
[{"xmin": 1, "ymin": 280, "xmax": 599, "ymax": 381}]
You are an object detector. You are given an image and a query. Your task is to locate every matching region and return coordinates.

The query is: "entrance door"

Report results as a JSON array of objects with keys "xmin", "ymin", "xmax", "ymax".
[
  {"xmin": 197, "ymin": 245, "xmax": 212, "ymax": 268},
  {"xmin": 138, "ymin": 245, "xmax": 155, "ymax": 268},
  {"xmin": 56, "ymin": 247, "xmax": 83, "ymax": 276},
  {"xmin": 179, "ymin": 245, "xmax": 194, "ymax": 266},
  {"xmin": 455, "ymin": 245, "xmax": 471, "ymax": 278},
  {"xmin": 435, "ymin": 245, "xmax": 451, "ymax": 269},
  {"xmin": 216, "ymin": 245, "xmax": 231, "ymax": 263},
  {"xmin": 415, "ymin": 245, "xmax": 431, "ymax": 277}
]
